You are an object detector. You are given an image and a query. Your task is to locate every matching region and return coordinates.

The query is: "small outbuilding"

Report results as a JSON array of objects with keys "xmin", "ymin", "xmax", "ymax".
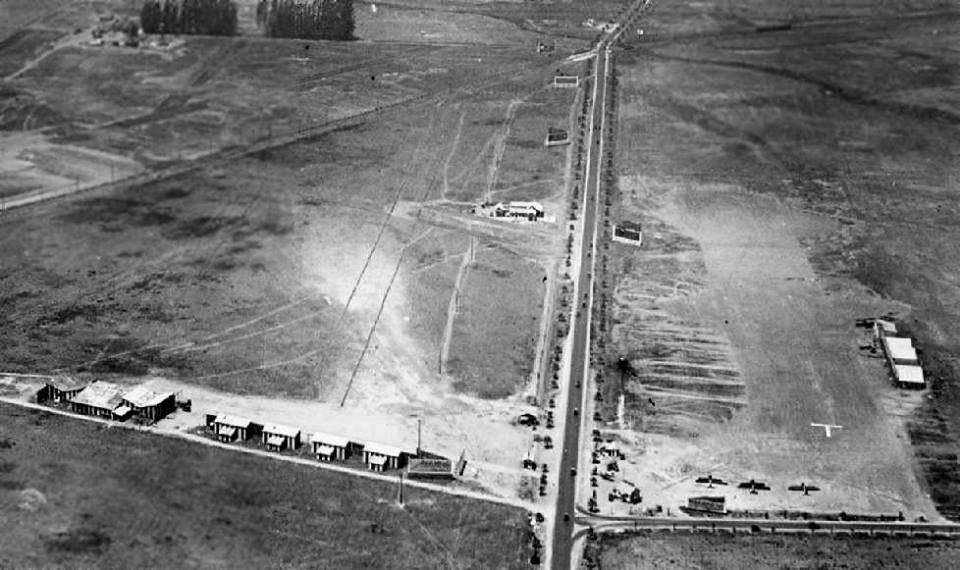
[
  {"xmin": 312, "ymin": 432, "xmax": 351, "ymax": 461},
  {"xmin": 894, "ymin": 364, "xmax": 925, "ymax": 389},
  {"xmin": 37, "ymin": 375, "xmax": 88, "ymax": 404},
  {"xmin": 493, "ymin": 201, "xmax": 545, "ymax": 221},
  {"xmin": 213, "ymin": 414, "xmax": 255, "ymax": 443},
  {"xmin": 362, "ymin": 441, "xmax": 407, "ymax": 472},
  {"xmin": 613, "ymin": 221, "xmax": 643, "ymax": 246},
  {"xmin": 121, "ymin": 385, "xmax": 177, "ymax": 422},
  {"xmin": 70, "ymin": 381, "xmax": 126, "ymax": 418},
  {"xmin": 262, "ymin": 423, "xmax": 301, "ymax": 452}
]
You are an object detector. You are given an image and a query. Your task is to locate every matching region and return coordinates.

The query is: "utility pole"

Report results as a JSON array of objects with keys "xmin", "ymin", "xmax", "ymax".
[
  {"xmin": 417, "ymin": 418, "xmax": 422, "ymax": 457},
  {"xmin": 397, "ymin": 472, "xmax": 404, "ymax": 505}
]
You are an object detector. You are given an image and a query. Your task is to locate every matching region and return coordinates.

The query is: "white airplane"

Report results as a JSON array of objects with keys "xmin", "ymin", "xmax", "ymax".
[{"xmin": 811, "ymin": 423, "xmax": 842, "ymax": 438}]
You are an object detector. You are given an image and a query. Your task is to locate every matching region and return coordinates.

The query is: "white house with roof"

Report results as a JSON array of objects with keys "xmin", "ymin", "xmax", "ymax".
[
  {"xmin": 493, "ymin": 201, "xmax": 544, "ymax": 221},
  {"xmin": 121, "ymin": 386, "xmax": 176, "ymax": 421},
  {"xmin": 262, "ymin": 423, "xmax": 301, "ymax": 452},
  {"xmin": 213, "ymin": 414, "xmax": 255, "ymax": 443},
  {"xmin": 312, "ymin": 432, "xmax": 351, "ymax": 461},
  {"xmin": 362, "ymin": 441, "xmax": 408, "ymax": 471}
]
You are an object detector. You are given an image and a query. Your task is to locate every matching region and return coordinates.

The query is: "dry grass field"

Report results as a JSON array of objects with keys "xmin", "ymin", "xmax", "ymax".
[
  {"xmin": 0, "ymin": 403, "xmax": 534, "ymax": 569},
  {"xmin": 594, "ymin": 531, "xmax": 960, "ymax": 570},
  {"xmin": 0, "ymin": 0, "xmax": 599, "ymax": 513},
  {"xmin": 597, "ymin": 0, "xmax": 960, "ymax": 520}
]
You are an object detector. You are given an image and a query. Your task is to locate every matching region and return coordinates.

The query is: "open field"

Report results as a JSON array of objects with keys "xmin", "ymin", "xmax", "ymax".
[
  {"xmin": 594, "ymin": 0, "xmax": 960, "ymax": 520},
  {"xmin": 0, "ymin": 0, "xmax": 608, "ymax": 505},
  {"xmin": 593, "ymin": 531, "xmax": 960, "ymax": 570},
  {"xmin": 0, "ymin": 402, "xmax": 534, "ymax": 568}
]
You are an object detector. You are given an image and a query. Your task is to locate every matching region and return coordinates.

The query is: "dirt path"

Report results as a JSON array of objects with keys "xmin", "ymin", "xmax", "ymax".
[
  {"xmin": 483, "ymin": 99, "xmax": 522, "ymax": 203},
  {"xmin": 441, "ymin": 108, "xmax": 466, "ymax": 201},
  {"xmin": 439, "ymin": 237, "xmax": 475, "ymax": 375}
]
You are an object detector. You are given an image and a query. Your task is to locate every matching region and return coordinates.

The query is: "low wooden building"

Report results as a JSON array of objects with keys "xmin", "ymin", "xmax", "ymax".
[
  {"xmin": 70, "ymin": 381, "xmax": 126, "ymax": 419},
  {"xmin": 687, "ymin": 496, "xmax": 726, "ymax": 515},
  {"xmin": 213, "ymin": 414, "xmax": 255, "ymax": 443},
  {"xmin": 37, "ymin": 375, "xmax": 88, "ymax": 404},
  {"xmin": 407, "ymin": 457, "xmax": 454, "ymax": 480},
  {"xmin": 262, "ymin": 423, "xmax": 301, "ymax": 452},
  {"xmin": 312, "ymin": 432, "xmax": 351, "ymax": 461},
  {"xmin": 121, "ymin": 386, "xmax": 176, "ymax": 422},
  {"xmin": 613, "ymin": 222, "xmax": 643, "ymax": 246},
  {"xmin": 362, "ymin": 442, "xmax": 407, "ymax": 472}
]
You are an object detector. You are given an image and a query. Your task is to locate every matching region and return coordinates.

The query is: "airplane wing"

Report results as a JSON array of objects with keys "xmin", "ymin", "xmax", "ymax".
[{"xmin": 788, "ymin": 485, "xmax": 803, "ymax": 491}]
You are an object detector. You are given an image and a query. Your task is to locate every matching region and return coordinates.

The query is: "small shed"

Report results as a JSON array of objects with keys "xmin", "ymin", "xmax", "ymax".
[
  {"xmin": 70, "ymin": 381, "xmax": 126, "ymax": 418},
  {"xmin": 613, "ymin": 222, "xmax": 643, "ymax": 246},
  {"xmin": 882, "ymin": 337, "xmax": 918, "ymax": 365},
  {"xmin": 37, "ymin": 375, "xmax": 88, "ymax": 403},
  {"xmin": 894, "ymin": 364, "xmax": 925, "ymax": 389},
  {"xmin": 312, "ymin": 432, "xmax": 351, "ymax": 461},
  {"xmin": 262, "ymin": 423, "xmax": 301, "ymax": 452},
  {"xmin": 214, "ymin": 414, "xmax": 254, "ymax": 443},
  {"xmin": 363, "ymin": 441, "xmax": 407, "ymax": 472},
  {"xmin": 121, "ymin": 386, "xmax": 176, "ymax": 421}
]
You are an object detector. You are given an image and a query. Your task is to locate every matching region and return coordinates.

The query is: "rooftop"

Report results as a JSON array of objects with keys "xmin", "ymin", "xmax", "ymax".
[
  {"xmin": 122, "ymin": 385, "xmax": 174, "ymax": 408},
  {"xmin": 312, "ymin": 432, "xmax": 351, "ymax": 448},
  {"xmin": 895, "ymin": 364, "xmax": 925, "ymax": 385},
  {"xmin": 364, "ymin": 441, "xmax": 407, "ymax": 457},
  {"xmin": 884, "ymin": 337, "xmax": 918, "ymax": 362},
  {"xmin": 47, "ymin": 375, "xmax": 88, "ymax": 391},
  {"xmin": 262, "ymin": 423, "xmax": 301, "ymax": 438},
  {"xmin": 215, "ymin": 414, "xmax": 253, "ymax": 428},
  {"xmin": 71, "ymin": 381, "xmax": 125, "ymax": 410}
]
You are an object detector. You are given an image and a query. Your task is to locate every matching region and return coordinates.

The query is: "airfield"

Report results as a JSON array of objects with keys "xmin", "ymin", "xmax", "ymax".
[
  {"xmin": 2, "ymin": 0, "xmax": 960, "ymax": 567},
  {"xmin": 589, "ymin": 0, "xmax": 959, "ymax": 528}
]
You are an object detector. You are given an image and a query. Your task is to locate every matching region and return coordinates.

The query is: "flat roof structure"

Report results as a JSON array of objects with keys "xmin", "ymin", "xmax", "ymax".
[
  {"xmin": 312, "ymin": 432, "xmax": 350, "ymax": 448},
  {"xmin": 122, "ymin": 386, "xmax": 174, "ymax": 408},
  {"xmin": 364, "ymin": 442, "xmax": 406, "ymax": 457},
  {"xmin": 215, "ymin": 414, "xmax": 253, "ymax": 428},
  {"xmin": 884, "ymin": 337, "xmax": 918, "ymax": 362},
  {"xmin": 47, "ymin": 375, "xmax": 87, "ymax": 391},
  {"xmin": 895, "ymin": 365, "xmax": 925, "ymax": 386},
  {"xmin": 71, "ymin": 382, "xmax": 125, "ymax": 410},
  {"xmin": 262, "ymin": 423, "xmax": 300, "ymax": 438}
]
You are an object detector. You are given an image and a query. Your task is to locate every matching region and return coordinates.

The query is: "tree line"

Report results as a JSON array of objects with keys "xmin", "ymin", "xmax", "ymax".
[
  {"xmin": 257, "ymin": 0, "xmax": 355, "ymax": 41},
  {"xmin": 140, "ymin": 0, "xmax": 355, "ymax": 41},
  {"xmin": 140, "ymin": 0, "xmax": 238, "ymax": 36}
]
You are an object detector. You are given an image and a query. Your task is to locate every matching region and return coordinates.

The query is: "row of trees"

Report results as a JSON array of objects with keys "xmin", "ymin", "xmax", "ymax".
[
  {"xmin": 257, "ymin": 0, "xmax": 355, "ymax": 41},
  {"xmin": 140, "ymin": 0, "xmax": 238, "ymax": 36}
]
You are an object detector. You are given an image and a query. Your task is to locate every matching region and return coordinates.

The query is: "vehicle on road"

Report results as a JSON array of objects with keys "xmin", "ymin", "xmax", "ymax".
[{"xmin": 570, "ymin": 467, "xmax": 577, "ymax": 477}]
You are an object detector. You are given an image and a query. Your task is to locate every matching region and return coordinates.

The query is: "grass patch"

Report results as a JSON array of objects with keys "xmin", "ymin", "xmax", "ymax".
[{"xmin": 0, "ymin": 402, "xmax": 533, "ymax": 568}]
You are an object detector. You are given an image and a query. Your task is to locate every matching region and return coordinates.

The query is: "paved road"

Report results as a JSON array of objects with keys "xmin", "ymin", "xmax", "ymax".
[{"xmin": 550, "ymin": 39, "xmax": 612, "ymax": 570}]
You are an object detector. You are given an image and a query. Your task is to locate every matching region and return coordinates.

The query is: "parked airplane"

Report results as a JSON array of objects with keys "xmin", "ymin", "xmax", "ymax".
[
  {"xmin": 695, "ymin": 474, "xmax": 728, "ymax": 488},
  {"xmin": 737, "ymin": 479, "xmax": 771, "ymax": 494},
  {"xmin": 788, "ymin": 482, "xmax": 821, "ymax": 495}
]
